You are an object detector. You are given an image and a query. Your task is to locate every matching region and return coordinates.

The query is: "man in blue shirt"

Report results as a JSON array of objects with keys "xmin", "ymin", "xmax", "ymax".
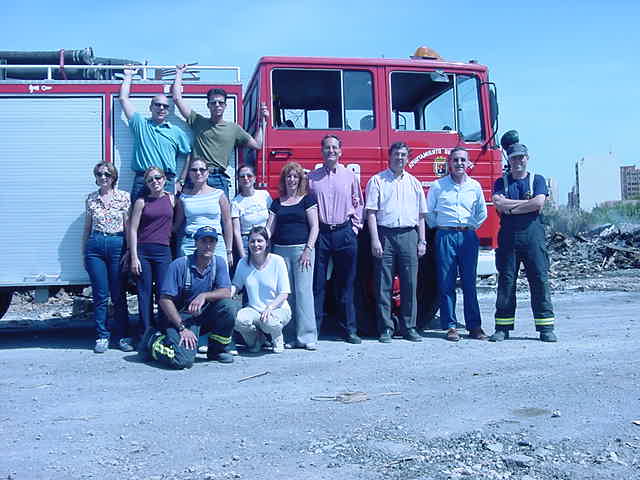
[
  {"xmin": 138, "ymin": 226, "xmax": 239, "ymax": 368},
  {"xmin": 427, "ymin": 147, "xmax": 488, "ymax": 341},
  {"xmin": 491, "ymin": 143, "xmax": 557, "ymax": 342},
  {"xmin": 120, "ymin": 68, "xmax": 191, "ymax": 201}
]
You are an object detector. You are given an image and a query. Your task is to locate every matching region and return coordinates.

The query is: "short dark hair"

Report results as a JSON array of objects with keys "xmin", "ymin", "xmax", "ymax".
[
  {"xmin": 237, "ymin": 164, "xmax": 256, "ymax": 176},
  {"xmin": 448, "ymin": 146, "xmax": 468, "ymax": 160},
  {"xmin": 207, "ymin": 88, "xmax": 228, "ymax": 103},
  {"xmin": 389, "ymin": 141, "xmax": 410, "ymax": 156},
  {"xmin": 93, "ymin": 161, "xmax": 118, "ymax": 186},
  {"xmin": 321, "ymin": 134, "xmax": 342, "ymax": 148},
  {"xmin": 247, "ymin": 226, "xmax": 271, "ymax": 263}
]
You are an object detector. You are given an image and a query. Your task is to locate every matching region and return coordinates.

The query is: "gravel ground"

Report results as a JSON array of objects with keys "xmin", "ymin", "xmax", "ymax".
[{"xmin": 1, "ymin": 274, "xmax": 640, "ymax": 479}]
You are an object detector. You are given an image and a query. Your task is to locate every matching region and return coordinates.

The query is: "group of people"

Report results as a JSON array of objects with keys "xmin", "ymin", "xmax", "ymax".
[{"xmin": 80, "ymin": 69, "xmax": 557, "ymax": 367}]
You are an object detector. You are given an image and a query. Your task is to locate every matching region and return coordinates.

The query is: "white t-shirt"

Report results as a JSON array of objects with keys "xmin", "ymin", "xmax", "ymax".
[
  {"xmin": 231, "ymin": 190, "xmax": 272, "ymax": 235},
  {"xmin": 232, "ymin": 253, "xmax": 291, "ymax": 313}
]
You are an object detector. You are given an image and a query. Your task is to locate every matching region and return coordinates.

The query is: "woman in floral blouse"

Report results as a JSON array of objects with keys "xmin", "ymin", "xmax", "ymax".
[{"xmin": 82, "ymin": 162, "xmax": 131, "ymax": 354}]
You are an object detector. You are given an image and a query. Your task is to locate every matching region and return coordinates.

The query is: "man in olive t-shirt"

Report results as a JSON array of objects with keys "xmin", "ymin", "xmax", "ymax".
[{"xmin": 172, "ymin": 64, "xmax": 269, "ymax": 197}]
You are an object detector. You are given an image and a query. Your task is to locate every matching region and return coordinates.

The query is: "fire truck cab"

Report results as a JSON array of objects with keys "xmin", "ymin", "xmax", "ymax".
[{"xmin": 241, "ymin": 50, "xmax": 501, "ymax": 255}]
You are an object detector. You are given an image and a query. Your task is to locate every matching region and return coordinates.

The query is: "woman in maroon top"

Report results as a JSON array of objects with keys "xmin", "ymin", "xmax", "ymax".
[{"xmin": 128, "ymin": 166, "xmax": 175, "ymax": 341}]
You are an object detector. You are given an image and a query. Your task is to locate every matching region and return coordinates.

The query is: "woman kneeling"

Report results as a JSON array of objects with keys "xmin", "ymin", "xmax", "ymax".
[{"xmin": 232, "ymin": 226, "xmax": 291, "ymax": 353}]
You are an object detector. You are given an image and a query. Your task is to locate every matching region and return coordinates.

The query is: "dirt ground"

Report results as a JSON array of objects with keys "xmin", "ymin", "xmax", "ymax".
[{"xmin": 1, "ymin": 274, "xmax": 640, "ymax": 480}]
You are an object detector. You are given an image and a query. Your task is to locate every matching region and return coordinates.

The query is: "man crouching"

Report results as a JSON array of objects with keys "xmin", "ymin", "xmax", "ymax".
[{"xmin": 139, "ymin": 226, "xmax": 239, "ymax": 368}]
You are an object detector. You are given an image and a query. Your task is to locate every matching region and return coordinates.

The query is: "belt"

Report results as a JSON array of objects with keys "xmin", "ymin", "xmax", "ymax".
[
  {"xmin": 379, "ymin": 226, "xmax": 416, "ymax": 233},
  {"xmin": 439, "ymin": 226, "xmax": 472, "ymax": 231},
  {"xmin": 91, "ymin": 231, "xmax": 124, "ymax": 237},
  {"xmin": 319, "ymin": 219, "xmax": 351, "ymax": 232}
]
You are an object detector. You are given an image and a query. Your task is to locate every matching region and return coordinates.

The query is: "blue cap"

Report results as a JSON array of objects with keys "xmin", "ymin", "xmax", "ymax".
[
  {"xmin": 194, "ymin": 226, "xmax": 218, "ymax": 241},
  {"xmin": 507, "ymin": 143, "xmax": 528, "ymax": 158}
]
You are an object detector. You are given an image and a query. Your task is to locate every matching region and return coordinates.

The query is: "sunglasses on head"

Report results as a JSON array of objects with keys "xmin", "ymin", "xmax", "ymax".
[{"xmin": 146, "ymin": 174, "xmax": 164, "ymax": 183}]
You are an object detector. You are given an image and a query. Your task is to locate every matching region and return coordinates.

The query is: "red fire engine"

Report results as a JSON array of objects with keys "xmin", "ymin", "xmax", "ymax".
[{"xmin": 0, "ymin": 47, "xmax": 501, "ymax": 322}]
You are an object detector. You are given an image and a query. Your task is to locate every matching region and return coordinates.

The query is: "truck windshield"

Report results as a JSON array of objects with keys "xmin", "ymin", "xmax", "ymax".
[
  {"xmin": 390, "ymin": 71, "xmax": 483, "ymax": 142},
  {"xmin": 271, "ymin": 69, "xmax": 374, "ymax": 130}
]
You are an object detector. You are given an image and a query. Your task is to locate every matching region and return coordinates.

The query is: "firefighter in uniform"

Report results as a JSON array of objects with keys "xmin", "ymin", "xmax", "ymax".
[
  {"xmin": 138, "ymin": 226, "xmax": 239, "ymax": 368},
  {"xmin": 491, "ymin": 142, "xmax": 557, "ymax": 342}
]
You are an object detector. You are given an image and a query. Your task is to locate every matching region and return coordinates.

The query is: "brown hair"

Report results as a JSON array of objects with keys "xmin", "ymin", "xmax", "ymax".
[
  {"xmin": 278, "ymin": 162, "xmax": 307, "ymax": 197},
  {"xmin": 93, "ymin": 161, "xmax": 118, "ymax": 186},
  {"xmin": 143, "ymin": 165, "xmax": 164, "ymax": 181}
]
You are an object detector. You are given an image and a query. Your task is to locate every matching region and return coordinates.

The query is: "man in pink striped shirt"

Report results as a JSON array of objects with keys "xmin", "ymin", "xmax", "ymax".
[{"xmin": 308, "ymin": 135, "xmax": 364, "ymax": 344}]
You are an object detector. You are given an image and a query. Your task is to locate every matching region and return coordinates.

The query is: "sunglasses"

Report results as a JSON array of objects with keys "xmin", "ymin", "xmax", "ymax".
[
  {"xmin": 95, "ymin": 172, "xmax": 112, "ymax": 178},
  {"xmin": 153, "ymin": 102, "xmax": 170, "ymax": 109},
  {"xmin": 239, "ymin": 173, "xmax": 255, "ymax": 179},
  {"xmin": 189, "ymin": 167, "xmax": 208, "ymax": 173},
  {"xmin": 146, "ymin": 174, "xmax": 164, "ymax": 184},
  {"xmin": 207, "ymin": 100, "xmax": 226, "ymax": 106}
]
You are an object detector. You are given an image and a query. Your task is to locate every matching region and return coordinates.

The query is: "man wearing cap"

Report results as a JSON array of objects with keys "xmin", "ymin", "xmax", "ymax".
[
  {"xmin": 426, "ymin": 147, "xmax": 488, "ymax": 342},
  {"xmin": 172, "ymin": 65, "xmax": 269, "ymax": 198},
  {"xmin": 491, "ymin": 142, "xmax": 557, "ymax": 342},
  {"xmin": 308, "ymin": 135, "xmax": 365, "ymax": 344},
  {"xmin": 120, "ymin": 68, "xmax": 191, "ymax": 201},
  {"xmin": 366, "ymin": 142, "xmax": 427, "ymax": 343},
  {"xmin": 138, "ymin": 226, "xmax": 239, "ymax": 368}
]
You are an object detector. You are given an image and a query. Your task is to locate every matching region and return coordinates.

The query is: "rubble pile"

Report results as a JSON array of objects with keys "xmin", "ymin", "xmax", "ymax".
[{"xmin": 548, "ymin": 223, "xmax": 640, "ymax": 280}]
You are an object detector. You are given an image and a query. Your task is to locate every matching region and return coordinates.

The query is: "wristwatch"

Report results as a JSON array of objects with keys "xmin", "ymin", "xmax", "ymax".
[
  {"xmin": 418, "ymin": 240, "xmax": 427, "ymax": 246},
  {"xmin": 178, "ymin": 323, "xmax": 186, "ymax": 332}
]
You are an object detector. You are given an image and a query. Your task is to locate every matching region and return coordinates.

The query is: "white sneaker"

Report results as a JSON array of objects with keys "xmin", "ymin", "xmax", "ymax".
[
  {"xmin": 272, "ymin": 333, "xmax": 284, "ymax": 354},
  {"xmin": 118, "ymin": 337, "xmax": 135, "ymax": 352},
  {"xmin": 94, "ymin": 338, "xmax": 109, "ymax": 354}
]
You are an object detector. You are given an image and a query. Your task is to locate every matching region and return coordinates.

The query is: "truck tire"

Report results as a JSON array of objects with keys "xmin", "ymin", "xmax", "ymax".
[{"xmin": 0, "ymin": 290, "xmax": 14, "ymax": 320}]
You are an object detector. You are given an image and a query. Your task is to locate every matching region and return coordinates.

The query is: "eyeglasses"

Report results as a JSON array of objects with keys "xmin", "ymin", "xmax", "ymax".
[
  {"xmin": 189, "ymin": 167, "xmax": 208, "ymax": 173},
  {"xmin": 95, "ymin": 172, "xmax": 112, "ymax": 178},
  {"xmin": 207, "ymin": 100, "xmax": 226, "ymax": 106},
  {"xmin": 152, "ymin": 102, "xmax": 170, "ymax": 109},
  {"xmin": 146, "ymin": 175, "xmax": 164, "ymax": 184},
  {"xmin": 239, "ymin": 174, "xmax": 254, "ymax": 179}
]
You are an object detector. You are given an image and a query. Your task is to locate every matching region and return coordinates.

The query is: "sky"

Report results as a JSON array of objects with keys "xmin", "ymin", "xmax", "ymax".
[{"xmin": 3, "ymin": 0, "xmax": 639, "ymax": 205}]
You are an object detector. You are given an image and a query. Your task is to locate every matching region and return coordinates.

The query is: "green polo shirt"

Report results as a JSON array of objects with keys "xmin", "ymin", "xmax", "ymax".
[{"xmin": 187, "ymin": 111, "xmax": 252, "ymax": 170}]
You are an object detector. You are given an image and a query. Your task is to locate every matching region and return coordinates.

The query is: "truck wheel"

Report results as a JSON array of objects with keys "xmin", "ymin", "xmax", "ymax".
[{"xmin": 0, "ymin": 290, "xmax": 14, "ymax": 320}]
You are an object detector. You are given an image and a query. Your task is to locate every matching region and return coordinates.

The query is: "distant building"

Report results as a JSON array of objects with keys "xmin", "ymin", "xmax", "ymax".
[
  {"xmin": 620, "ymin": 165, "xmax": 640, "ymax": 200},
  {"xmin": 570, "ymin": 154, "xmax": 621, "ymax": 211},
  {"xmin": 546, "ymin": 177, "xmax": 559, "ymax": 207}
]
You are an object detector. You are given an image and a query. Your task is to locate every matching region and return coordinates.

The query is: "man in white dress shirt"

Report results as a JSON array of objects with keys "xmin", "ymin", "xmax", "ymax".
[
  {"xmin": 366, "ymin": 142, "xmax": 427, "ymax": 343},
  {"xmin": 426, "ymin": 147, "xmax": 488, "ymax": 342}
]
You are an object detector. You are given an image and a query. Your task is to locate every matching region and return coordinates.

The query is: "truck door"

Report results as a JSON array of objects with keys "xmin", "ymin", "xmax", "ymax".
[
  {"xmin": 384, "ymin": 67, "xmax": 496, "ymax": 247},
  {"xmin": 262, "ymin": 65, "xmax": 383, "ymax": 191}
]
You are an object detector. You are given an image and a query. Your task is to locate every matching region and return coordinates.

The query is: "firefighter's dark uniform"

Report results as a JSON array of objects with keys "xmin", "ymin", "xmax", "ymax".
[
  {"xmin": 149, "ymin": 254, "xmax": 238, "ymax": 369},
  {"xmin": 492, "ymin": 172, "xmax": 555, "ymax": 333}
]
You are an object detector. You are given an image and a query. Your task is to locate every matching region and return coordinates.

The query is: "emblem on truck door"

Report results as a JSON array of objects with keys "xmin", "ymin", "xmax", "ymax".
[{"xmin": 433, "ymin": 156, "xmax": 448, "ymax": 177}]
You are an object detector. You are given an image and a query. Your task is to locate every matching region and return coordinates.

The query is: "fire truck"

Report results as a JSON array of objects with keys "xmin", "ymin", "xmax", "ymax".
[{"xmin": 0, "ymin": 47, "xmax": 501, "ymax": 321}]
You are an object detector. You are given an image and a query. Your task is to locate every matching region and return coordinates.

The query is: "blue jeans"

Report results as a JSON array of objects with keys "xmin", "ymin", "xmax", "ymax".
[
  {"xmin": 435, "ymin": 229, "xmax": 481, "ymax": 331},
  {"xmin": 135, "ymin": 243, "xmax": 172, "ymax": 335},
  {"xmin": 207, "ymin": 172, "xmax": 230, "ymax": 199},
  {"xmin": 84, "ymin": 232, "xmax": 129, "ymax": 340}
]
